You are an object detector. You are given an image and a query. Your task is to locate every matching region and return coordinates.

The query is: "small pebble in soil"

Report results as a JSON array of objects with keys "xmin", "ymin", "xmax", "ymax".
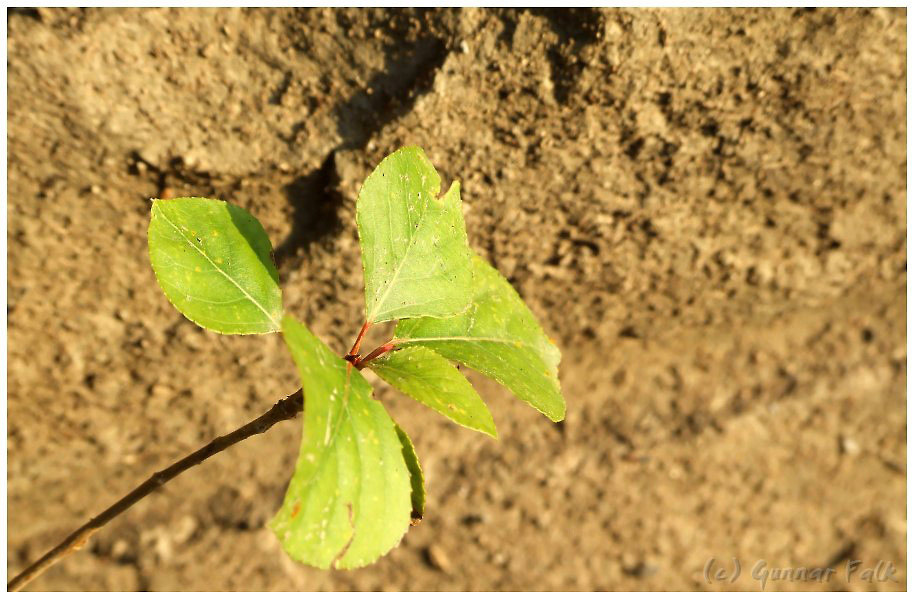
[{"xmin": 425, "ymin": 544, "xmax": 452, "ymax": 573}]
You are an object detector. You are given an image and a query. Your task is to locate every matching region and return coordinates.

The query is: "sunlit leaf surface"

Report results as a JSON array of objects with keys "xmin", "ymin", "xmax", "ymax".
[
  {"xmin": 395, "ymin": 255, "xmax": 565, "ymax": 422},
  {"xmin": 271, "ymin": 316, "xmax": 412, "ymax": 569},
  {"xmin": 371, "ymin": 346, "xmax": 497, "ymax": 437},
  {"xmin": 357, "ymin": 146, "xmax": 473, "ymax": 324},
  {"xmin": 148, "ymin": 197, "xmax": 282, "ymax": 334}
]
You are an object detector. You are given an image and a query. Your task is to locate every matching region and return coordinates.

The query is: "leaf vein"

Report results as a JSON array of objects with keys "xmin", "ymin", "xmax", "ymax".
[{"xmin": 154, "ymin": 207, "xmax": 280, "ymax": 329}]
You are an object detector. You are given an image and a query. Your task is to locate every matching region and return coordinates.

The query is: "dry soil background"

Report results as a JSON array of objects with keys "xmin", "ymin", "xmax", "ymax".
[{"xmin": 7, "ymin": 7, "xmax": 907, "ymax": 591}]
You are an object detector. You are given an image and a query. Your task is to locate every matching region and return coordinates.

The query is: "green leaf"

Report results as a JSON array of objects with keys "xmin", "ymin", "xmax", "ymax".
[
  {"xmin": 393, "ymin": 254, "xmax": 565, "ymax": 422},
  {"xmin": 356, "ymin": 146, "xmax": 474, "ymax": 324},
  {"xmin": 370, "ymin": 346, "xmax": 497, "ymax": 438},
  {"xmin": 148, "ymin": 197, "xmax": 282, "ymax": 334},
  {"xmin": 394, "ymin": 424, "xmax": 425, "ymax": 524},
  {"xmin": 271, "ymin": 316, "xmax": 412, "ymax": 569}
]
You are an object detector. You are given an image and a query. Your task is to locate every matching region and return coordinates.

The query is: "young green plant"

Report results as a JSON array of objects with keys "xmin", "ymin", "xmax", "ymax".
[
  {"xmin": 21, "ymin": 147, "xmax": 566, "ymax": 583},
  {"xmin": 148, "ymin": 147, "xmax": 566, "ymax": 567}
]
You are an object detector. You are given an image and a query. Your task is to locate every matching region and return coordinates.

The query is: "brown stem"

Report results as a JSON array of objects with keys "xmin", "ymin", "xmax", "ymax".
[
  {"xmin": 346, "ymin": 321, "xmax": 372, "ymax": 360},
  {"xmin": 7, "ymin": 388, "xmax": 305, "ymax": 592},
  {"xmin": 354, "ymin": 342, "xmax": 396, "ymax": 369}
]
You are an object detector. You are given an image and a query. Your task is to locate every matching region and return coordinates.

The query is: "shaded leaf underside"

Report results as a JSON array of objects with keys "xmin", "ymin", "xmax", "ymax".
[{"xmin": 394, "ymin": 424, "xmax": 426, "ymax": 523}]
